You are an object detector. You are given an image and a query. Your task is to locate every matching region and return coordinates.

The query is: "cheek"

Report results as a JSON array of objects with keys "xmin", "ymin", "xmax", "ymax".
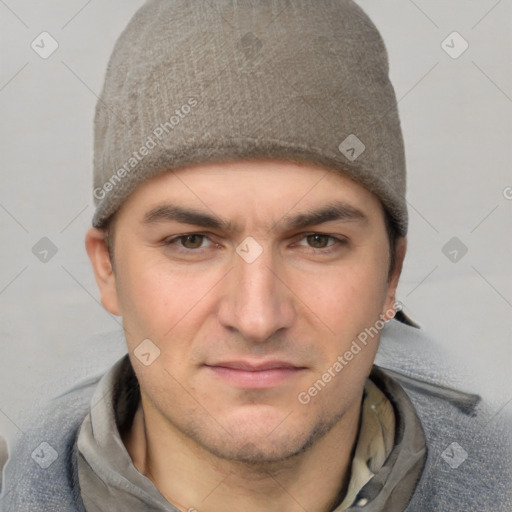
[
  {"xmin": 296, "ymin": 263, "xmax": 388, "ymax": 409},
  {"xmin": 348, "ymin": 264, "xmax": 388, "ymax": 318},
  {"xmin": 115, "ymin": 263, "xmax": 168, "ymax": 341},
  {"xmin": 114, "ymin": 252, "xmax": 220, "ymax": 349},
  {"xmin": 297, "ymin": 259, "xmax": 388, "ymax": 340}
]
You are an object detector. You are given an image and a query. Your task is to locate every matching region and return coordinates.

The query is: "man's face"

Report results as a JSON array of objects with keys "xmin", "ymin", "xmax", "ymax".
[{"xmin": 88, "ymin": 159, "xmax": 403, "ymax": 463}]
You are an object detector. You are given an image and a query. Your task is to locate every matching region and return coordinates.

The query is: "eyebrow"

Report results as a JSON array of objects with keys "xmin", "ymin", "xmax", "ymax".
[{"xmin": 142, "ymin": 201, "xmax": 368, "ymax": 233}]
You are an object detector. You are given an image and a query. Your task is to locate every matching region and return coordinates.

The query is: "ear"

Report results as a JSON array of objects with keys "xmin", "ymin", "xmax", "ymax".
[
  {"xmin": 85, "ymin": 227, "xmax": 120, "ymax": 316},
  {"xmin": 382, "ymin": 236, "xmax": 407, "ymax": 320}
]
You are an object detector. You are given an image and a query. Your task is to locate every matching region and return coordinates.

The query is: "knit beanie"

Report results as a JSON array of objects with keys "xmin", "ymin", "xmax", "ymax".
[{"xmin": 92, "ymin": 0, "xmax": 407, "ymax": 235}]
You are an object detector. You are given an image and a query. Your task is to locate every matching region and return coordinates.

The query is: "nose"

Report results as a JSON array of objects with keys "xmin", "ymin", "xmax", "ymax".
[{"xmin": 217, "ymin": 242, "xmax": 296, "ymax": 343}]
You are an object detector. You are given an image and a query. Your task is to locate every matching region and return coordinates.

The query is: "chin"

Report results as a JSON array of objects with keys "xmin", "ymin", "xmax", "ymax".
[
  {"xmin": 190, "ymin": 408, "xmax": 339, "ymax": 465},
  {"xmin": 206, "ymin": 431, "xmax": 309, "ymax": 464}
]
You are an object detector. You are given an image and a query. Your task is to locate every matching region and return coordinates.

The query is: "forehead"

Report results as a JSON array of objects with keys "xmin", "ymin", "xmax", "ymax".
[{"xmin": 115, "ymin": 159, "xmax": 385, "ymax": 228}]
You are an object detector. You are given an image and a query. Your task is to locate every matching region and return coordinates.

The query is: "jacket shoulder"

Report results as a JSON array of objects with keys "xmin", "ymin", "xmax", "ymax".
[
  {"xmin": 0, "ymin": 381, "xmax": 96, "ymax": 511},
  {"xmin": 404, "ymin": 380, "xmax": 512, "ymax": 511},
  {"xmin": 378, "ymin": 320, "xmax": 512, "ymax": 511}
]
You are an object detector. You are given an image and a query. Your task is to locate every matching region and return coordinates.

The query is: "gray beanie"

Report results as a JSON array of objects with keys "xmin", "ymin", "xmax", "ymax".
[{"xmin": 92, "ymin": 0, "xmax": 407, "ymax": 235}]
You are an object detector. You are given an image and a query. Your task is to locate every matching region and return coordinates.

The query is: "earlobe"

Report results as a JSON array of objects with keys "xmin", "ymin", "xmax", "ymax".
[
  {"xmin": 383, "ymin": 236, "xmax": 407, "ymax": 320},
  {"xmin": 85, "ymin": 227, "xmax": 121, "ymax": 316}
]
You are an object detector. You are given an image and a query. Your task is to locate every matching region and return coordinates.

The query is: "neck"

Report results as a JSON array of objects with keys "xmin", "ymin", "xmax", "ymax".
[{"xmin": 123, "ymin": 394, "xmax": 362, "ymax": 512}]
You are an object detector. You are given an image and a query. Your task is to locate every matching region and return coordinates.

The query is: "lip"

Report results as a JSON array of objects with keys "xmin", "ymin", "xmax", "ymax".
[{"xmin": 205, "ymin": 360, "xmax": 306, "ymax": 388}]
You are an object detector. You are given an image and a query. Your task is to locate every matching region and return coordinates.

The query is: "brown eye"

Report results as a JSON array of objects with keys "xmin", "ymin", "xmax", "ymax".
[
  {"xmin": 306, "ymin": 234, "xmax": 331, "ymax": 249},
  {"xmin": 163, "ymin": 233, "xmax": 216, "ymax": 254},
  {"xmin": 180, "ymin": 234, "xmax": 205, "ymax": 249}
]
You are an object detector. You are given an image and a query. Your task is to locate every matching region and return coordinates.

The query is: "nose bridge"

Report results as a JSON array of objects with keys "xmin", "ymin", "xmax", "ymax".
[{"xmin": 219, "ymin": 239, "xmax": 294, "ymax": 342}]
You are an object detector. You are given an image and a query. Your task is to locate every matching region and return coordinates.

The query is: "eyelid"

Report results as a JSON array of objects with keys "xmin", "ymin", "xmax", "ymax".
[
  {"xmin": 163, "ymin": 231, "xmax": 347, "ymax": 252},
  {"xmin": 294, "ymin": 232, "xmax": 347, "ymax": 245},
  {"xmin": 164, "ymin": 233, "xmax": 214, "ymax": 248}
]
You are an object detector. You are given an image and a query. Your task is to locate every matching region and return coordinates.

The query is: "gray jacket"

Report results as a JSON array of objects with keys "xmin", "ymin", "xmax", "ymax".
[{"xmin": 1, "ymin": 320, "xmax": 511, "ymax": 511}]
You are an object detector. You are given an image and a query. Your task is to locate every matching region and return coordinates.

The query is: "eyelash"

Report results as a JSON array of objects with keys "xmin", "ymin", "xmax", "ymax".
[{"xmin": 163, "ymin": 232, "xmax": 347, "ymax": 255}]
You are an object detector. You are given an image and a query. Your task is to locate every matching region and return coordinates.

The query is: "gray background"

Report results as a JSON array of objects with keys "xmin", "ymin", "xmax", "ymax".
[{"xmin": 1, "ymin": 0, "xmax": 511, "ymax": 447}]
